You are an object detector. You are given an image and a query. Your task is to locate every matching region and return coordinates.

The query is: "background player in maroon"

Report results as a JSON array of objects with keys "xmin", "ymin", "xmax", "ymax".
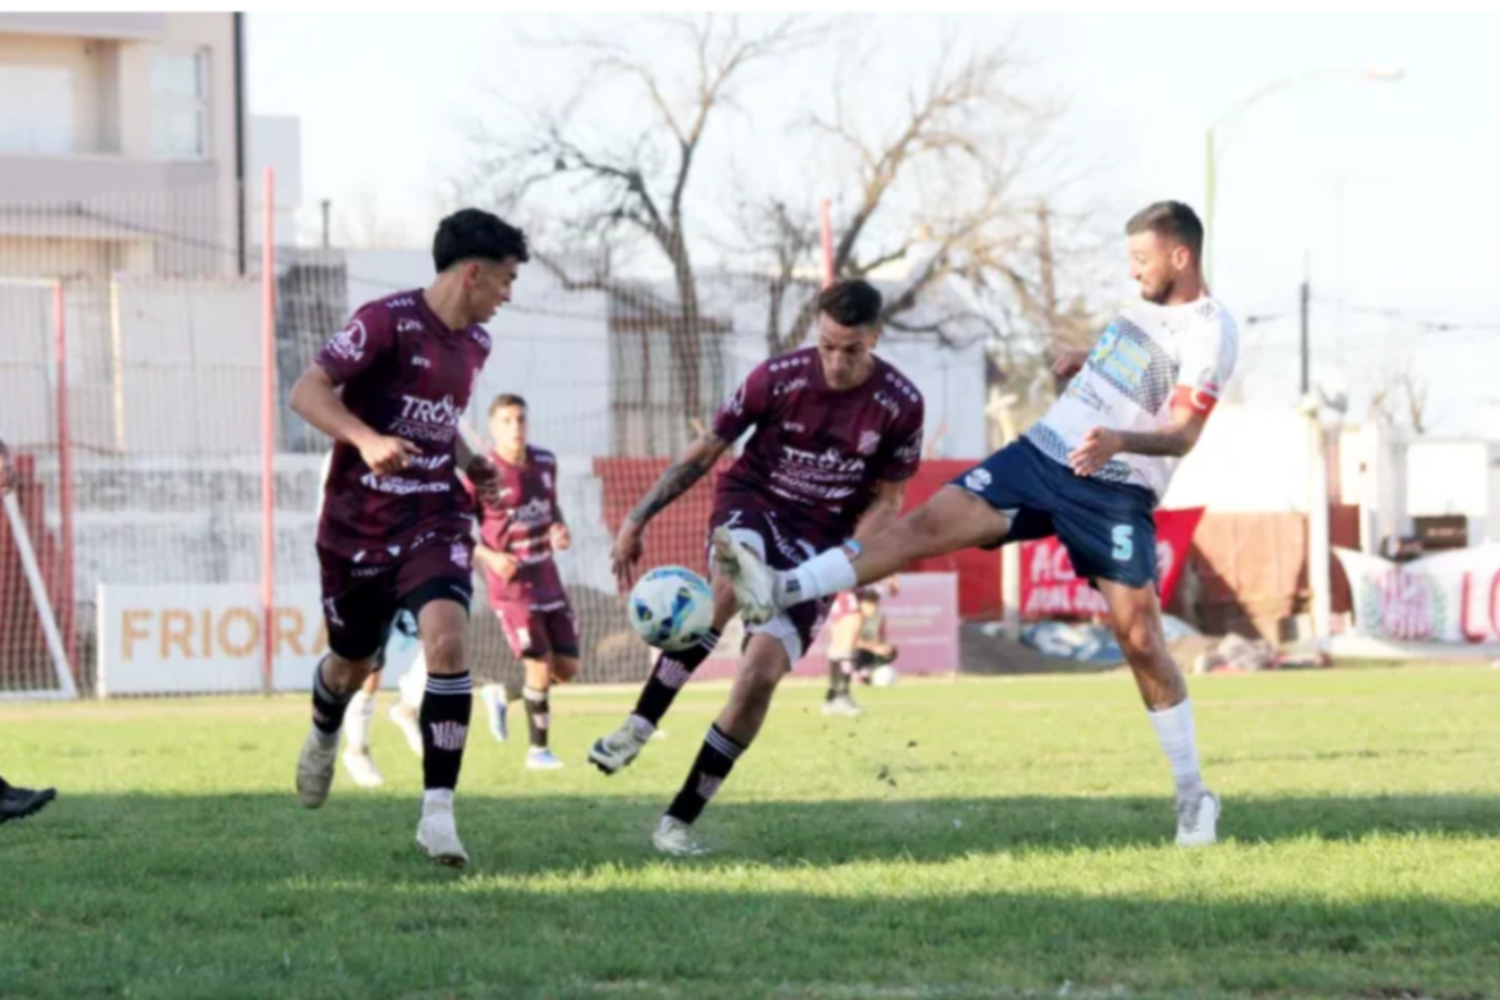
[
  {"xmin": 592, "ymin": 280, "xmax": 924, "ymax": 855},
  {"xmin": 472, "ymin": 393, "xmax": 580, "ymax": 770},
  {"xmin": 288, "ymin": 209, "xmax": 528, "ymax": 867}
]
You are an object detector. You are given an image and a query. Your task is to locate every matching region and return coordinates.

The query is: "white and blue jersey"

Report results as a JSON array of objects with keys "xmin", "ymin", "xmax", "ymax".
[{"xmin": 955, "ymin": 296, "xmax": 1238, "ymax": 590}]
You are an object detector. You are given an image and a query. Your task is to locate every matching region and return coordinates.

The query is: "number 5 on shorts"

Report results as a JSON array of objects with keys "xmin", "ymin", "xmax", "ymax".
[{"xmin": 1111, "ymin": 525, "xmax": 1133, "ymax": 562}]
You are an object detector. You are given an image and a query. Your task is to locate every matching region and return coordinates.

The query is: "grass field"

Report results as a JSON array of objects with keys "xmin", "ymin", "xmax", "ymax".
[{"xmin": 2, "ymin": 667, "xmax": 1497, "ymax": 1000}]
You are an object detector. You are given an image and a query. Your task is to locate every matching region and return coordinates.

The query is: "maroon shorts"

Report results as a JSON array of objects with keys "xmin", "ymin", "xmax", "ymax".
[
  {"xmin": 495, "ymin": 599, "xmax": 580, "ymax": 661},
  {"xmin": 707, "ymin": 501, "xmax": 841, "ymax": 663},
  {"xmin": 317, "ymin": 536, "xmax": 474, "ymax": 661}
]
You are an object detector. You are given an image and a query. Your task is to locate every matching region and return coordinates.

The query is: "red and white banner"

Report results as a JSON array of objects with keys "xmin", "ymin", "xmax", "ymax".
[
  {"xmin": 1019, "ymin": 507, "xmax": 1206, "ymax": 619},
  {"xmin": 1335, "ymin": 544, "xmax": 1500, "ymax": 644}
]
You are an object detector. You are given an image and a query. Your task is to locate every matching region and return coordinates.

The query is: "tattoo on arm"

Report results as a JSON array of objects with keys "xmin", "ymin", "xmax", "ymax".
[
  {"xmin": 1115, "ymin": 428, "xmax": 1194, "ymax": 458},
  {"xmin": 628, "ymin": 436, "xmax": 724, "ymax": 526}
]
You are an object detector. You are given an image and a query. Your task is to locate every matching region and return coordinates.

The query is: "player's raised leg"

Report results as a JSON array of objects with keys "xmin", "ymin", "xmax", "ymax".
[
  {"xmin": 653, "ymin": 631, "xmax": 790, "ymax": 857},
  {"xmin": 715, "ymin": 484, "xmax": 1011, "ymax": 622},
  {"xmin": 1099, "ymin": 578, "xmax": 1219, "ymax": 847},
  {"xmin": 412, "ymin": 594, "xmax": 475, "ymax": 867}
]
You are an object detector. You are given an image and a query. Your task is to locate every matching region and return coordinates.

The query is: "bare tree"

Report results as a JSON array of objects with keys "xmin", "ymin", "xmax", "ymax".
[
  {"xmin": 473, "ymin": 15, "xmax": 824, "ymax": 422},
  {"xmin": 1370, "ymin": 360, "xmax": 1430, "ymax": 435},
  {"xmin": 770, "ymin": 34, "xmax": 1077, "ymax": 353}
]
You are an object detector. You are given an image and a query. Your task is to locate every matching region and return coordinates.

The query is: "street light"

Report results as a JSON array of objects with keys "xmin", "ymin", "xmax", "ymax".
[{"xmin": 1203, "ymin": 67, "xmax": 1404, "ymax": 286}]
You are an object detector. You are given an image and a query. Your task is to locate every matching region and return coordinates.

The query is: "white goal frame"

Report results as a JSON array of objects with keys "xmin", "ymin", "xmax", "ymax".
[{"xmin": 1, "ymin": 492, "xmax": 78, "ymax": 701}]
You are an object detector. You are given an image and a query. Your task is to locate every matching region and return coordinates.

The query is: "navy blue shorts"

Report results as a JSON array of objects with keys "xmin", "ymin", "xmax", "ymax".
[{"xmin": 951, "ymin": 438, "xmax": 1158, "ymax": 589}]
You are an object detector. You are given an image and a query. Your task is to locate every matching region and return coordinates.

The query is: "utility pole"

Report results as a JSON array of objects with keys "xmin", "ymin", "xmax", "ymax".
[{"xmin": 321, "ymin": 199, "xmax": 331, "ymax": 249}]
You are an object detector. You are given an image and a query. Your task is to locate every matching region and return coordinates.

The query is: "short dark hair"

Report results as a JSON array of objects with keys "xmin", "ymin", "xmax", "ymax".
[
  {"xmin": 433, "ymin": 209, "xmax": 530, "ymax": 273},
  {"xmin": 489, "ymin": 393, "xmax": 527, "ymax": 416},
  {"xmin": 1125, "ymin": 201, "xmax": 1204, "ymax": 262},
  {"xmin": 817, "ymin": 279, "xmax": 883, "ymax": 329}
]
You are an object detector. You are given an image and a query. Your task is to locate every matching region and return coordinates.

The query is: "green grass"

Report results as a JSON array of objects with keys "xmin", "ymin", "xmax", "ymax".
[{"xmin": 2, "ymin": 667, "xmax": 1497, "ymax": 1000}]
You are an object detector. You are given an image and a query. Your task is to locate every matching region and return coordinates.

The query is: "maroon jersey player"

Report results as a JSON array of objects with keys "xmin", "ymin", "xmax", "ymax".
[
  {"xmin": 470, "ymin": 393, "xmax": 580, "ymax": 770},
  {"xmin": 288, "ymin": 208, "xmax": 528, "ymax": 868},
  {"xmin": 590, "ymin": 279, "xmax": 924, "ymax": 856}
]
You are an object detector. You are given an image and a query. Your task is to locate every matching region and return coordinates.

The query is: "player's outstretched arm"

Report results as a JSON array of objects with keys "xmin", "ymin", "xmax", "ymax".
[
  {"xmin": 290, "ymin": 365, "xmax": 417, "ymax": 475},
  {"xmin": 610, "ymin": 432, "xmax": 730, "ymax": 582},
  {"xmin": 1067, "ymin": 403, "xmax": 1210, "ymax": 477}
]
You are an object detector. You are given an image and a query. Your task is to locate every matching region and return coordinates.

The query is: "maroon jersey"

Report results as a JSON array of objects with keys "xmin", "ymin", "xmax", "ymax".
[
  {"xmin": 475, "ymin": 445, "xmax": 566, "ymax": 607},
  {"xmin": 314, "ymin": 290, "xmax": 491, "ymax": 562},
  {"xmin": 711, "ymin": 347, "xmax": 925, "ymax": 539}
]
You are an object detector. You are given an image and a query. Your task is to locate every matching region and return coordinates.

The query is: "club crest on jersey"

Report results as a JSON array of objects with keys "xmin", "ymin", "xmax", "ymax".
[
  {"xmin": 451, "ymin": 543, "xmax": 471, "ymax": 568},
  {"xmin": 964, "ymin": 468, "xmax": 993, "ymax": 492},
  {"xmin": 328, "ymin": 319, "xmax": 368, "ymax": 362},
  {"xmin": 857, "ymin": 430, "xmax": 882, "ymax": 456}
]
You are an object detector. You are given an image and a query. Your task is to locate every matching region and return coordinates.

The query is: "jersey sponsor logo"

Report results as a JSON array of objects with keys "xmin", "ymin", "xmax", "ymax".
[
  {"xmin": 1174, "ymin": 375, "xmax": 1221, "ymax": 416},
  {"xmin": 783, "ymin": 421, "xmax": 806, "ymax": 433},
  {"xmin": 964, "ymin": 467, "xmax": 993, "ymax": 492},
  {"xmin": 385, "ymin": 297, "xmax": 416, "ymax": 309},
  {"xmin": 410, "ymin": 354, "xmax": 432, "ymax": 368},
  {"xmin": 857, "ymin": 430, "xmax": 882, "ymax": 456},
  {"xmin": 894, "ymin": 429, "xmax": 922, "ymax": 463},
  {"xmin": 327, "ymin": 319, "xmax": 368, "ymax": 362},
  {"xmin": 772, "ymin": 377, "xmax": 809, "ymax": 397},
  {"xmin": 873, "ymin": 391, "xmax": 903, "ymax": 419},
  {"xmin": 727, "ymin": 382, "xmax": 747, "ymax": 417},
  {"xmin": 397, "ymin": 318, "xmax": 424, "ymax": 333},
  {"xmin": 359, "ymin": 472, "xmax": 454, "ymax": 496},
  {"xmin": 782, "ymin": 445, "xmax": 866, "ymax": 475},
  {"xmin": 451, "ymin": 542, "xmax": 471, "ymax": 569},
  {"xmin": 394, "ymin": 394, "xmax": 463, "ymax": 443},
  {"xmin": 406, "ymin": 453, "xmax": 452, "ymax": 472},
  {"xmin": 509, "ymin": 496, "xmax": 554, "ymax": 526}
]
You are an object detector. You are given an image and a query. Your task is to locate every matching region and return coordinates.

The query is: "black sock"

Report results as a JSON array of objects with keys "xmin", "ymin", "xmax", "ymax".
[
  {"xmin": 311, "ymin": 657, "xmax": 353, "ymax": 736},
  {"xmin": 420, "ymin": 671, "xmax": 472, "ymax": 791},
  {"xmin": 666, "ymin": 723, "xmax": 745, "ymax": 825},
  {"xmin": 827, "ymin": 658, "xmax": 845, "ymax": 700},
  {"xmin": 523, "ymin": 686, "xmax": 550, "ymax": 750},
  {"xmin": 632, "ymin": 629, "xmax": 721, "ymax": 727}
]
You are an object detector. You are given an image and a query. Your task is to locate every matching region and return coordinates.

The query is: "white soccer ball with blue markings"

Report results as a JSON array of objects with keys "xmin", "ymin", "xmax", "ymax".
[{"xmin": 628, "ymin": 566, "xmax": 716, "ymax": 652}]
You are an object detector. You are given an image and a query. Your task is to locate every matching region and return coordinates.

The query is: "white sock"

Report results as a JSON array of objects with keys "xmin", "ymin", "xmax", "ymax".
[
  {"xmin": 423, "ymin": 788, "xmax": 454, "ymax": 814},
  {"xmin": 779, "ymin": 548, "xmax": 858, "ymax": 607},
  {"xmin": 1148, "ymin": 699, "xmax": 1205, "ymax": 801},
  {"xmin": 344, "ymin": 691, "xmax": 376, "ymax": 753}
]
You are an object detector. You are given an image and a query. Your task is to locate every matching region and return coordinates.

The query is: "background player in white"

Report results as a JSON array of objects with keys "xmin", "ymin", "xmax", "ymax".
[{"xmin": 719, "ymin": 201, "xmax": 1237, "ymax": 847}]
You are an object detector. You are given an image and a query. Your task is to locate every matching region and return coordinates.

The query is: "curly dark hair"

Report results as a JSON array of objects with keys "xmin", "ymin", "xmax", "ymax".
[{"xmin": 432, "ymin": 209, "xmax": 530, "ymax": 272}]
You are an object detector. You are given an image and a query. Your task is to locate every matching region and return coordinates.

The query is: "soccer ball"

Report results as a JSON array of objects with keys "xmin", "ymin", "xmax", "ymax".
[
  {"xmin": 870, "ymin": 665, "xmax": 899, "ymax": 687},
  {"xmin": 628, "ymin": 566, "xmax": 716, "ymax": 652}
]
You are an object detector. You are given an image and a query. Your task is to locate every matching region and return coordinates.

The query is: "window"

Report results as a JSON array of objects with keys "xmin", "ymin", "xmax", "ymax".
[
  {"xmin": 150, "ymin": 49, "xmax": 207, "ymax": 160},
  {"xmin": 0, "ymin": 65, "xmax": 75, "ymax": 154}
]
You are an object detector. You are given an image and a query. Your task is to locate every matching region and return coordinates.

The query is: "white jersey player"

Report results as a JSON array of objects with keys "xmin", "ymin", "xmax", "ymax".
[{"xmin": 716, "ymin": 201, "xmax": 1238, "ymax": 848}]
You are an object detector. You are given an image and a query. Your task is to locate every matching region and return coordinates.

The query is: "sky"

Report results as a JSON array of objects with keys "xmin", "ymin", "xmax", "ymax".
[{"xmin": 247, "ymin": 12, "xmax": 1500, "ymax": 437}]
